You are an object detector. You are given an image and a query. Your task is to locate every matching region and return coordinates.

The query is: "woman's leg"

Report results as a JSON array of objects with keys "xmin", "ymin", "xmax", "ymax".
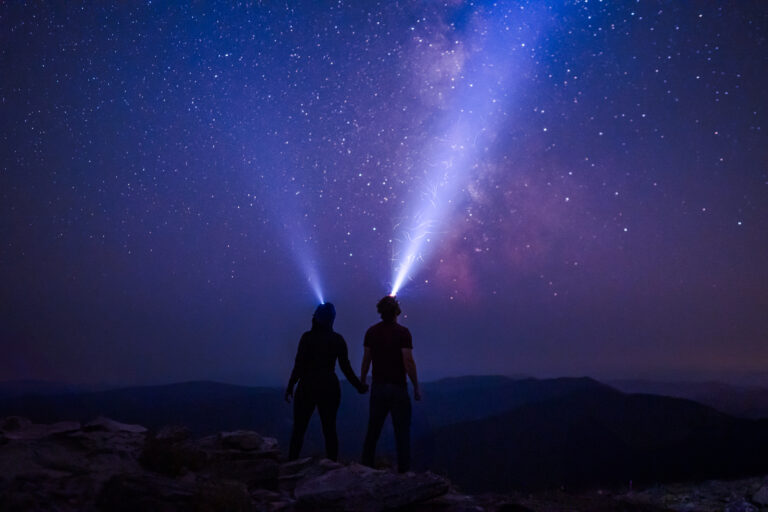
[
  {"xmin": 317, "ymin": 378, "xmax": 341, "ymax": 461},
  {"xmin": 289, "ymin": 385, "xmax": 314, "ymax": 460}
]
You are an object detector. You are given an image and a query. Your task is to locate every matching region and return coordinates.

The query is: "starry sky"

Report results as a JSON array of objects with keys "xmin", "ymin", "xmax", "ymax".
[{"xmin": 2, "ymin": 1, "xmax": 767, "ymax": 386}]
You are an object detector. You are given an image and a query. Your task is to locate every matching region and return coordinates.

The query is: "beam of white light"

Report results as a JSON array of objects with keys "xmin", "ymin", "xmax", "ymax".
[
  {"xmin": 289, "ymin": 232, "xmax": 325, "ymax": 305},
  {"xmin": 258, "ymin": 183, "xmax": 326, "ymax": 304},
  {"xmin": 390, "ymin": 5, "xmax": 540, "ymax": 296},
  {"xmin": 246, "ymin": 159, "xmax": 326, "ymax": 304},
  {"xmin": 302, "ymin": 257, "xmax": 325, "ymax": 304},
  {"xmin": 391, "ymin": 122, "xmax": 479, "ymax": 296}
]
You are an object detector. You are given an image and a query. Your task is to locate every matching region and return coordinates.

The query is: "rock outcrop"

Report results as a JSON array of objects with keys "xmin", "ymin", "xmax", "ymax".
[
  {"xmin": 0, "ymin": 416, "xmax": 453, "ymax": 511},
  {"xmin": 1, "ymin": 416, "xmax": 767, "ymax": 512},
  {"xmin": 293, "ymin": 463, "xmax": 450, "ymax": 511},
  {"xmin": 619, "ymin": 476, "xmax": 768, "ymax": 512},
  {"xmin": 754, "ymin": 485, "xmax": 768, "ymax": 507}
]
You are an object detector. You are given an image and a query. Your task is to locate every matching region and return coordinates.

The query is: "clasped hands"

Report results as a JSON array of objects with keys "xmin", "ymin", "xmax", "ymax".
[{"xmin": 284, "ymin": 381, "xmax": 369, "ymax": 403}]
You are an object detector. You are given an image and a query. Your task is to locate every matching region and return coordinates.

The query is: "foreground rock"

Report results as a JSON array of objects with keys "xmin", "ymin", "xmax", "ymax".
[
  {"xmin": 0, "ymin": 417, "xmax": 146, "ymax": 511},
  {"xmin": 294, "ymin": 463, "xmax": 449, "ymax": 511},
  {"xmin": 0, "ymin": 417, "xmax": 454, "ymax": 511},
  {"xmin": 754, "ymin": 485, "xmax": 768, "ymax": 506},
  {"xmin": 618, "ymin": 476, "xmax": 768, "ymax": 512},
  {"xmin": 2, "ymin": 416, "xmax": 767, "ymax": 512}
]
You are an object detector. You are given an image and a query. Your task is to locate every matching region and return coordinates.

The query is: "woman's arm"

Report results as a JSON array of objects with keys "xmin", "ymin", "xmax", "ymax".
[
  {"xmin": 286, "ymin": 334, "xmax": 308, "ymax": 401},
  {"xmin": 337, "ymin": 336, "xmax": 367, "ymax": 393}
]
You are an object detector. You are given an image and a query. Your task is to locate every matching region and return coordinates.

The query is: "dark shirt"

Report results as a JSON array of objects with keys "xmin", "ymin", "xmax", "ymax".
[
  {"xmin": 288, "ymin": 328, "xmax": 362, "ymax": 390},
  {"xmin": 364, "ymin": 320, "xmax": 413, "ymax": 386}
]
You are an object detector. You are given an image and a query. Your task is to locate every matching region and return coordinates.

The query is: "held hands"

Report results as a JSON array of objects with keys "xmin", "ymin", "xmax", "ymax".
[
  {"xmin": 357, "ymin": 375, "xmax": 369, "ymax": 394},
  {"xmin": 413, "ymin": 386, "xmax": 422, "ymax": 401},
  {"xmin": 284, "ymin": 388, "xmax": 293, "ymax": 403}
]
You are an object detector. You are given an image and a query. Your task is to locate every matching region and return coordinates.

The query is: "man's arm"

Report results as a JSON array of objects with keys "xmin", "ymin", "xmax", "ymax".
[
  {"xmin": 360, "ymin": 347, "xmax": 372, "ymax": 385},
  {"xmin": 401, "ymin": 348, "xmax": 421, "ymax": 400}
]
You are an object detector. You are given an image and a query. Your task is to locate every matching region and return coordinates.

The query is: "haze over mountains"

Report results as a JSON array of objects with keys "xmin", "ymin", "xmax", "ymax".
[
  {"xmin": 609, "ymin": 379, "xmax": 768, "ymax": 419},
  {"xmin": 1, "ymin": 376, "xmax": 767, "ymax": 492}
]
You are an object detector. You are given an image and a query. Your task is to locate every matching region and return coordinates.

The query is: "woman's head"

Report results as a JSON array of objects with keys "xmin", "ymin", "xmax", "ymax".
[
  {"xmin": 312, "ymin": 302, "xmax": 336, "ymax": 330},
  {"xmin": 376, "ymin": 295, "xmax": 401, "ymax": 321}
]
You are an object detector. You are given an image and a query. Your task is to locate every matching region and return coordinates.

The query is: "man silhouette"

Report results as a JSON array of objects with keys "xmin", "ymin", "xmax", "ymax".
[{"xmin": 360, "ymin": 295, "xmax": 421, "ymax": 473}]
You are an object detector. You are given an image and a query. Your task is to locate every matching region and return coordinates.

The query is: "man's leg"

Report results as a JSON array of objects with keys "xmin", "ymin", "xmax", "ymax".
[
  {"xmin": 317, "ymin": 379, "xmax": 341, "ymax": 461},
  {"xmin": 289, "ymin": 386, "xmax": 314, "ymax": 460},
  {"xmin": 362, "ymin": 385, "xmax": 390, "ymax": 468},
  {"xmin": 391, "ymin": 386, "xmax": 412, "ymax": 473}
]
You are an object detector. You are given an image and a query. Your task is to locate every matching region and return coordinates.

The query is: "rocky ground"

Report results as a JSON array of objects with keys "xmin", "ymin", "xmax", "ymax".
[{"xmin": 0, "ymin": 416, "xmax": 766, "ymax": 511}]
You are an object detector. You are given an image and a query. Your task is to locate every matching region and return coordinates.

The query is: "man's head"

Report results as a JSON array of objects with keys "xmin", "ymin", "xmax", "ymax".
[
  {"xmin": 376, "ymin": 295, "xmax": 401, "ymax": 321},
  {"xmin": 313, "ymin": 302, "xmax": 336, "ymax": 330}
]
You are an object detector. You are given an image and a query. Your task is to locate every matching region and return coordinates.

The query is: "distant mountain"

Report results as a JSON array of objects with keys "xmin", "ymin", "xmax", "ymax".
[
  {"xmin": 2, "ymin": 376, "xmax": 768, "ymax": 492},
  {"xmin": 418, "ymin": 375, "xmax": 609, "ymax": 427},
  {"xmin": 0, "ymin": 381, "xmax": 289, "ymax": 436},
  {"xmin": 417, "ymin": 384, "xmax": 768, "ymax": 492},
  {"xmin": 0, "ymin": 380, "xmax": 102, "ymax": 400},
  {"xmin": 610, "ymin": 379, "xmax": 768, "ymax": 419}
]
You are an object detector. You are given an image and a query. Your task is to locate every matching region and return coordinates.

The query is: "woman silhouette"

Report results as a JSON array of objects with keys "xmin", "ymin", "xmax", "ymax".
[{"xmin": 285, "ymin": 302, "xmax": 368, "ymax": 461}]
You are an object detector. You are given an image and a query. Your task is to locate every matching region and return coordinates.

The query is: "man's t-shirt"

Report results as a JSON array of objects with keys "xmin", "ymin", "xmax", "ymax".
[{"xmin": 364, "ymin": 320, "xmax": 413, "ymax": 386}]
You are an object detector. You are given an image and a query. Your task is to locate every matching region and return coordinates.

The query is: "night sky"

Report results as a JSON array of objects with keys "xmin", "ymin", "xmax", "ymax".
[{"xmin": 2, "ymin": 1, "xmax": 767, "ymax": 386}]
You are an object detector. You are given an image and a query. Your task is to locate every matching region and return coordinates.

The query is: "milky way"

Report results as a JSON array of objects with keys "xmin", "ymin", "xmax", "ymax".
[{"xmin": 2, "ymin": 1, "xmax": 767, "ymax": 385}]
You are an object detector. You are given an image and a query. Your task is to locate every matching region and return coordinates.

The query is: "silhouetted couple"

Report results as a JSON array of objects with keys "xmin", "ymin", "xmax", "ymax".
[{"xmin": 285, "ymin": 296, "xmax": 420, "ymax": 473}]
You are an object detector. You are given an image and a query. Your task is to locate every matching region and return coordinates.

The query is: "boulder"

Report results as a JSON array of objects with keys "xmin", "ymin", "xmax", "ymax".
[
  {"xmin": 250, "ymin": 488, "xmax": 289, "ymax": 508},
  {"xmin": 141, "ymin": 429, "xmax": 204, "ymax": 476},
  {"xmin": 65, "ymin": 428, "xmax": 146, "ymax": 467},
  {"xmin": 221, "ymin": 431, "xmax": 259, "ymax": 451},
  {"xmin": 0, "ymin": 421, "xmax": 145, "ymax": 484},
  {"xmin": 1, "ymin": 420, "xmax": 81, "ymax": 440},
  {"xmin": 97, "ymin": 472, "xmax": 257, "ymax": 512},
  {"xmin": 204, "ymin": 457, "xmax": 280, "ymax": 490},
  {"xmin": 43, "ymin": 421, "xmax": 82, "ymax": 436},
  {"xmin": 195, "ymin": 432, "xmax": 281, "ymax": 463},
  {"xmin": 0, "ymin": 434, "xmax": 76, "ymax": 480},
  {"xmin": 220, "ymin": 430, "xmax": 276, "ymax": 452},
  {"xmin": 279, "ymin": 457, "xmax": 342, "ymax": 492},
  {"xmin": 196, "ymin": 479, "xmax": 253, "ymax": 512},
  {"xmin": 752, "ymin": 484, "xmax": 768, "ymax": 506},
  {"xmin": 413, "ymin": 491, "xmax": 485, "ymax": 512},
  {"xmin": 280, "ymin": 457, "xmax": 318, "ymax": 477},
  {"xmin": 0, "ymin": 428, "xmax": 145, "ymax": 512},
  {"xmin": 725, "ymin": 499, "xmax": 758, "ymax": 512},
  {"xmin": 140, "ymin": 426, "xmax": 281, "ymax": 479},
  {"xmin": 96, "ymin": 472, "xmax": 198, "ymax": 510},
  {"xmin": 294, "ymin": 463, "xmax": 450, "ymax": 511},
  {"xmin": 154, "ymin": 425, "xmax": 190, "ymax": 443},
  {"xmin": 83, "ymin": 417, "xmax": 147, "ymax": 434},
  {"xmin": 0, "ymin": 416, "xmax": 32, "ymax": 432}
]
